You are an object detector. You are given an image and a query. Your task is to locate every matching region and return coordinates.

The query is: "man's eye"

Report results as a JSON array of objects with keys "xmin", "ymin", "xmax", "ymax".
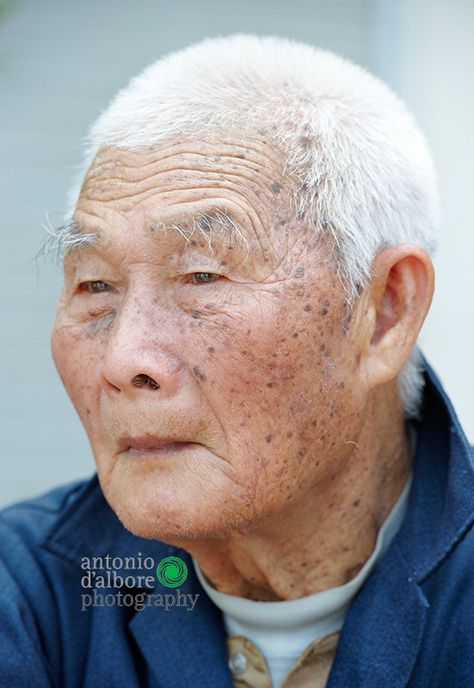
[
  {"xmin": 79, "ymin": 280, "xmax": 112, "ymax": 294},
  {"xmin": 189, "ymin": 272, "xmax": 221, "ymax": 285}
]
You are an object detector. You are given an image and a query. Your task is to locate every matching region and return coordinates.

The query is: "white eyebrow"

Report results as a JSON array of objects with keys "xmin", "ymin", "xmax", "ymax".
[
  {"xmin": 37, "ymin": 219, "xmax": 98, "ymax": 265},
  {"xmin": 37, "ymin": 209, "xmax": 250, "ymax": 266},
  {"xmin": 153, "ymin": 209, "xmax": 250, "ymax": 259}
]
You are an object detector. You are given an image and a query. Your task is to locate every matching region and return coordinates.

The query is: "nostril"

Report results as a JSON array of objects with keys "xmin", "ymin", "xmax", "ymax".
[{"xmin": 131, "ymin": 374, "xmax": 161, "ymax": 390}]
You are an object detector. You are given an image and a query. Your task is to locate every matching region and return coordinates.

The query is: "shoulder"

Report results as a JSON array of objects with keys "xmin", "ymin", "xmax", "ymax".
[
  {"xmin": 0, "ymin": 477, "xmax": 96, "ymax": 569},
  {"xmin": 0, "ymin": 474, "xmax": 99, "ymax": 610},
  {"xmin": 0, "ymin": 477, "xmax": 97, "ymax": 687},
  {"xmin": 422, "ymin": 515, "xmax": 474, "ymax": 604},
  {"xmin": 0, "ymin": 476, "xmax": 93, "ymax": 517},
  {"xmin": 412, "ymin": 520, "xmax": 474, "ymax": 684}
]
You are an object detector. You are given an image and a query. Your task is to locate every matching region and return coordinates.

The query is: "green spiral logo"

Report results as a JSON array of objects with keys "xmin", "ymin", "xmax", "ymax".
[{"xmin": 156, "ymin": 556, "xmax": 188, "ymax": 588}]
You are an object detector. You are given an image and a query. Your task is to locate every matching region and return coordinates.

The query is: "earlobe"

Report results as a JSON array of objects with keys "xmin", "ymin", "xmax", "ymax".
[{"xmin": 359, "ymin": 244, "xmax": 434, "ymax": 388}]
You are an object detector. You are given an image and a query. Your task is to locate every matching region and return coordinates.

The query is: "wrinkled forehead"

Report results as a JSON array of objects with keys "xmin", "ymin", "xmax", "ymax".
[
  {"xmin": 79, "ymin": 134, "xmax": 291, "ymax": 202},
  {"xmin": 70, "ymin": 137, "xmax": 327, "ymax": 273}
]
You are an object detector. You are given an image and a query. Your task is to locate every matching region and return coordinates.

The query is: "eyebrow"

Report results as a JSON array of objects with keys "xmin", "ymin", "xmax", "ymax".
[
  {"xmin": 152, "ymin": 208, "xmax": 250, "ymax": 255},
  {"xmin": 39, "ymin": 208, "xmax": 250, "ymax": 265},
  {"xmin": 37, "ymin": 219, "xmax": 98, "ymax": 266}
]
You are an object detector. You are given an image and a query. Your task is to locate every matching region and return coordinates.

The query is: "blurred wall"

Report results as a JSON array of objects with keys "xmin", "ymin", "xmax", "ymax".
[{"xmin": 1, "ymin": 0, "xmax": 472, "ymax": 507}]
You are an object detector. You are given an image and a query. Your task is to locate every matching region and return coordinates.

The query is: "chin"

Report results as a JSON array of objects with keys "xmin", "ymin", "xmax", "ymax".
[{"xmin": 98, "ymin": 466, "xmax": 248, "ymax": 542}]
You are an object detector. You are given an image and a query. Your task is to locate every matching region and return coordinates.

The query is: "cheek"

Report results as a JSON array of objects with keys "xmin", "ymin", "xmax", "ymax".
[
  {"xmin": 198, "ymin": 287, "xmax": 361, "ymax": 489},
  {"xmin": 201, "ymin": 286, "xmax": 343, "ymax": 407},
  {"xmin": 51, "ymin": 322, "xmax": 105, "ymax": 414}
]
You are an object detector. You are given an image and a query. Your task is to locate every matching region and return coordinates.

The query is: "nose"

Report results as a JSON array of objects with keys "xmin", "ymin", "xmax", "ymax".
[{"xmin": 99, "ymin": 298, "xmax": 183, "ymax": 399}]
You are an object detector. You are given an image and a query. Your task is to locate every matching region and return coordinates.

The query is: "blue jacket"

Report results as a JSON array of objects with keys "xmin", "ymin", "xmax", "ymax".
[{"xmin": 1, "ymin": 358, "xmax": 473, "ymax": 688}]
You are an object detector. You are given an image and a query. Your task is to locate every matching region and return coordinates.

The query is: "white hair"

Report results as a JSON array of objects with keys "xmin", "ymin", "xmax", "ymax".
[{"xmin": 68, "ymin": 34, "xmax": 440, "ymax": 418}]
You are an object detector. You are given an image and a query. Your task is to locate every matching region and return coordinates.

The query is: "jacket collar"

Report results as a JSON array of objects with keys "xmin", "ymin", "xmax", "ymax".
[
  {"xmin": 42, "ymin": 354, "xmax": 473, "ymax": 688},
  {"xmin": 327, "ymin": 354, "xmax": 474, "ymax": 688},
  {"xmin": 398, "ymin": 355, "xmax": 474, "ymax": 582}
]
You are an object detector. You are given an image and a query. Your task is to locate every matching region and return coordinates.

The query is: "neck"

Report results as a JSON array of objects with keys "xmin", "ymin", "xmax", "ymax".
[{"xmin": 176, "ymin": 384, "xmax": 412, "ymax": 601}]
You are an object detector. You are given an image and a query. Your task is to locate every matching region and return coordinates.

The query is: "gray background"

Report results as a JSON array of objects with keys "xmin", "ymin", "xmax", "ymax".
[{"xmin": 1, "ymin": 0, "xmax": 473, "ymax": 508}]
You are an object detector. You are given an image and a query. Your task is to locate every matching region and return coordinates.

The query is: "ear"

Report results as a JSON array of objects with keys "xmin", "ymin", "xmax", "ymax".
[{"xmin": 357, "ymin": 244, "xmax": 435, "ymax": 388}]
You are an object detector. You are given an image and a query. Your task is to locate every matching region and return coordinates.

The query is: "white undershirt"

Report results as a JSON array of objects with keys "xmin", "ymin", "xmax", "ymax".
[{"xmin": 193, "ymin": 426, "xmax": 415, "ymax": 687}]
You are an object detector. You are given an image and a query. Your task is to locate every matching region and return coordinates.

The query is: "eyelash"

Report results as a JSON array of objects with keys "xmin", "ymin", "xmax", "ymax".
[{"xmin": 78, "ymin": 272, "xmax": 222, "ymax": 294}]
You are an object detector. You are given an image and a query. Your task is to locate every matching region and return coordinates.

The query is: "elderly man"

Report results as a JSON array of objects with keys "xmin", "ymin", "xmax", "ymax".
[{"xmin": 1, "ymin": 34, "xmax": 473, "ymax": 688}]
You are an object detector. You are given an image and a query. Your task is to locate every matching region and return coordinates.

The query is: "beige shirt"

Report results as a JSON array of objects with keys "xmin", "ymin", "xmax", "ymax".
[{"xmin": 226, "ymin": 631, "xmax": 340, "ymax": 688}]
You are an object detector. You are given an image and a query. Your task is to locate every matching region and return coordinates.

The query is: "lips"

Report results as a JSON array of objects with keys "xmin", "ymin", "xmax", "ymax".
[{"xmin": 119, "ymin": 435, "xmax": 196, "ymax": 457}]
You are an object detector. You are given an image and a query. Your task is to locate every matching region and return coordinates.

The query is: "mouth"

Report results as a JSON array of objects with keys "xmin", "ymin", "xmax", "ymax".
[{"xmin": 119, "ymin": 436, "xmax": 198, "ymax": 458}]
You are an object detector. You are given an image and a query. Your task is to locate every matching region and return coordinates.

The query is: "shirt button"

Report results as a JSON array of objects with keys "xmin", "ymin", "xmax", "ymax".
[{"xmin": 228, "ymin": 651, "xmax": 249, "ymax": 675}]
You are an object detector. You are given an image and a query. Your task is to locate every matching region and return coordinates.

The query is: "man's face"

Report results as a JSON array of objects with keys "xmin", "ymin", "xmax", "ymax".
[{"xmin": 51, "ymin": 135, "xmax": 366, "ymax": 540}]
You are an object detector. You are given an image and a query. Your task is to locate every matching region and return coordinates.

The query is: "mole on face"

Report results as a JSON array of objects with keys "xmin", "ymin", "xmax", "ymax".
[{"xmin": 270, "ymin": 181, "xmax": 281, "ymax": 194}]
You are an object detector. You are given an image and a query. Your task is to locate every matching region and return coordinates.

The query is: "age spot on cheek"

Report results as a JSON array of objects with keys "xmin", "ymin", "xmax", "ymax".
[
  {"xmin": 192, "ymin": 365, "xmax": 207, "ymax": 382},
  {"xmin": 85, "ymin": 310, "xmax": 117, "ymax": 339}
]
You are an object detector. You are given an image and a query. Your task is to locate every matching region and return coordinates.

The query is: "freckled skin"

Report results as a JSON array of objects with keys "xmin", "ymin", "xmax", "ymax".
[{"xmin": 51, "ymin": 134, "xmax": 422, "ymax": 601}]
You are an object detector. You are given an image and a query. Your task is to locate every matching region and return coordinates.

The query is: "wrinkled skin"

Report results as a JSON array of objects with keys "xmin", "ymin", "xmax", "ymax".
[{"xmin": 51, "ymin": 134, "xmax": 433, "ymax": 600}]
